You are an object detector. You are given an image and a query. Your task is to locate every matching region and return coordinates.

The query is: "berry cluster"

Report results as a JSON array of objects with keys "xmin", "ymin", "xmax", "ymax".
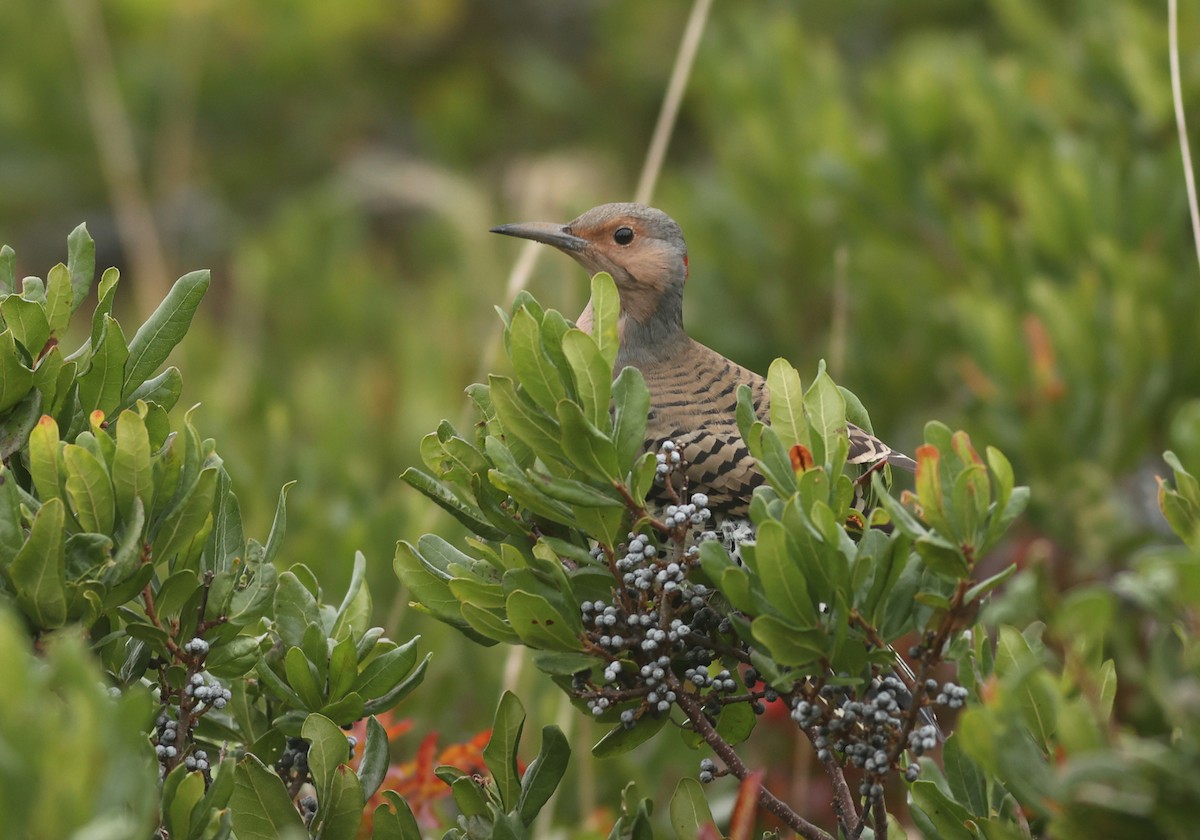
[
  {"xmin": 576, "ymin": 492, "xmax": 754, "ymax": 725},
  {"xmin": 654, "ymin": 440, "xmax": 682, "ymax": 478},
  {"xmin": 152, "ymin": 714, "xmax": 181, "ymax": 766},
  {"xmin": 276, "ymin": 736, "xmax": 310, "ymax": 786},
  {"xmin": 185, "ymin": 672, "xmax": 231, "ymax": 709},
  {"xmin": 183, "ymin": 637, "xmax": 210, "ymax": 656}
]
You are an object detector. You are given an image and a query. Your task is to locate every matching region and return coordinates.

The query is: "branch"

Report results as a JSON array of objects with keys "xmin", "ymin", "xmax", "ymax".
[{"xmin": 669, "ymin": 674, "xmax": 837, "ymax": 840}]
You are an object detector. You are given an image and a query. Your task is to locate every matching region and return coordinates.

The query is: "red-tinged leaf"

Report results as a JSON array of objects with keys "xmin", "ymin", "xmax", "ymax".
[
  {"xmin": 789, "ymin": 444, "xmax": 815, "ymax": 473},
  {"xmin": 729, "ymin": 770, "xmax": 763, "ymax": 840}
]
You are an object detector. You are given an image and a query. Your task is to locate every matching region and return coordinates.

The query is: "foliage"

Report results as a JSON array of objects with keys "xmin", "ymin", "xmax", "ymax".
[
  {"xmin": 402, "ymin": 275, "xmax": 1033, "ymax": 838},
  {"xmin": 0, "ymin": 229, "xmax": 433, "ymax": 839},
  {"xmin": 0, "ymin": 606, "xmax": 158, "ymax": 839}
]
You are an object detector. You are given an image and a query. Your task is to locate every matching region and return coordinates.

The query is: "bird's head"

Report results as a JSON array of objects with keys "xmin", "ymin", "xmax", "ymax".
[{"xmin": 490, "ymin": 203, "xmax": 689, "ymax": 336}]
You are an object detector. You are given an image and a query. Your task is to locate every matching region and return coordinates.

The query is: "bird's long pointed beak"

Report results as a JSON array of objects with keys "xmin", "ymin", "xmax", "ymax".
[{"xmin": 489, "ymin": 221, "xmax": 587, "ymax": 252}]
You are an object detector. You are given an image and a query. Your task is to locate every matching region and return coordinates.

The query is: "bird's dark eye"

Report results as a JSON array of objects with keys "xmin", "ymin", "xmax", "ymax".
[{"xmin": 613, "ymin": 226, "xmax": 635, "ymax": 245}]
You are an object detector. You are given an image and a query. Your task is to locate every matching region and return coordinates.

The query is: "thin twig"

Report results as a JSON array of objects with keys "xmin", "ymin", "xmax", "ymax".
[
  {"xmin": 669, "ymin": 675, "xmax": 836, "ymax": 840},
  {"xmin": 635, "ymin": 0, "xmax": 714, "ymax": 204},
  {"xmin": 1170, "ymin": 0, "xmax": 1200, "ymax": 272},
  {"xmin": 810, "ymin": 726, "xmax": 858, "ymax": 836}
]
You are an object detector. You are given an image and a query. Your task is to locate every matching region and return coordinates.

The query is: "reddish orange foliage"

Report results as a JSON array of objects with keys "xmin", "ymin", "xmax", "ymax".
[{"xmin": 789, "ymin": 444, "xmax": 815, "ymax": 473}]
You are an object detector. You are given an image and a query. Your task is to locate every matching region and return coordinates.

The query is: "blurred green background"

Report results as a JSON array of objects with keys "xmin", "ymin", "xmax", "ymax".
[{"xmin": 4, "ymin": 0, "xmax": 1200, "ymax": 827}]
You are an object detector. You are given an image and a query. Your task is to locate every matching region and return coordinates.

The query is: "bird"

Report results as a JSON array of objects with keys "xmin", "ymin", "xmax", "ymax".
[{"xmin": 490, "ymin": 202, "xmax": 916, "ymax": 520}]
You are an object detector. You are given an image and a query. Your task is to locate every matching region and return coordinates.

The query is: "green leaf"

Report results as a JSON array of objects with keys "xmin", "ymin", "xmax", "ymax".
[
  {"xmin": 400, "ymin": 467, "xmax": 508, "ymax": 540},
  {"xmin": 263, "ymin": 479, "xmax": 294, "ymax": 569},
  {"xmin": 361, "ymin": 652, "xmax": 429, "ymax": 715},
  {"xmin": 562, "ymin": 328, "xmax": 612, "ymax": 429},
  {"xmin": 518, "ymin": 725, "xmax": 571, "ymax": 823},
  {"xmin": 766, "ymin": 358, "xmax": 807, "ymax": 451},
  {"xmin": 483, "ymin": 691, "xmax": 525, "ymax": 811},
  {"xmin": 78, "ymin": 315, "xmax": 130, "ymax": 416},
  {"xmin": 358, "ymin": 716, "xmax": 391, "ymax": 801},
  {"xmin": 152, "ymin": 466, "xmax": 217, "ymax": 564},
  {"xmin": 44, "ymin": 264, "xmax": 73, "ymax": 338},
  {"xmin": 557, "ymin": 399, "xmax": 620, "ymax": 480},
  {"xmin": 124, "ymin": 269, "xmax": 210, "ymax": 393},
  {"xmin": 121, "ymin": 366, "xmax": 184, "ymax": 414},
  {"xmin": 908, "ymin": 780, "xmax": 975, "ymax": 840},
  {"xmin": 112, "ymin": 408, "xmax": 154, "ymax": 520},
  {"xmin": 612, "ymin": 366, "xmax": 650, "ymax": 469},
  {"xmin": 66, "ymin": 222, "xmax": 95, "ymax": 311},
  {"xmin": 804, "ymin": 365, "xmax": 847, "ymax": 471},
  {"xmin": 274, "ymin": 570, "xmax": 323, "ymax": 651},
  {"xmin": 0, "ymin": 389, "xmax": 42, "ymax": 462},
  {"xmin": 751, "ymin": 614, "xmax": 826, "ymax": 667},
  {"xmin": 229, "ymin": 754, "xmax": 306, "ymax": 839},
  {"xmin": 10, "ymin": 497, "xmax": 68, "ymax": 628},
  {"xmin": 526, "ymin": 470, "xmax": 624, "ymax": 508},
  {"xmin": 0, "ymin": 295, "xmax": 50, "ymax": 358},
  {"xmin": 331, "ymin": 551, "xmax": 371, "ymax": 640},
  {"xmin": 489, "ymin": 375, "xmax": 565, "ymax": 465},
  {"xmin": 943, "ymin": 734, "xmax": 988, "ymax": 817},
  {"xmin": 508, "ymin": 307, "xmax": 566, "ymax": 413},
  {"xmin": 0, "ymin": 244, "xmax": 13, "ymax": 295},
  {"xmin": 750, "ymin": 519, "xmax": 816, "ymax": 626},
  {"xmin": 285, "ymin": 646, "xmax": 324, "ymax": 709},
  {"xmin": 303, "ymin": 713, "xmax": 355, "ymax": 818},
  {"xmin": 592, "ymin": 713, "xmax": 668, "ymax": 758},
  {"xmin": 506, "ymin": 590, "xmax": 584, "ymax": 651},
  {"xmin": 669, "ymin": 778, "xmax": 716, "ymax": 840},
  {"xmin": 63, "ymin": 444, "xmax": 115, "ymax": 535},
  {"xmin": 590, "ymin": 272, "xmax": 619, "ymax": 370},
  {"xmin": 164, "ymin": 766, "xmax": 206, "ymax": 840},
  {"xmin": 373, "ymin": 792, "xmax": 423, "ymax": 840},
  {"xmin": 0, "ymin": 330, "xmax": 35, "ymax": 415},
  {"xmin": 352, "ymin": 636, "xmax": 421, "ymax": 699}
]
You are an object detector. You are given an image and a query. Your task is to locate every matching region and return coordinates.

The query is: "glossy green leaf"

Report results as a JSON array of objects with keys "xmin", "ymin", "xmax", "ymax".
[
  {"xmin": 66, "ymin": 222, "xmax": 95, "ymax": 310},
  {"xmin": 10, "ymin": 497, "xmax": 68, "ymax": 628},
  {"xmin": 592, "ymin": 712, "xmax": 668, "ymax": 758},
  {"xmin": 483, "ymin": 690, "xmax": 526, "ymax": 811},
  {"xmin": 0, "ymin": 329, "xmax": 35, "ymax": 414},
  {"xmin": 506, "ymin": 589, "xmax": 584, "ymax": 651},
  {"xmin": 27, "ymin": 412, "xmax": 63, "ymax": 501},
  {"xmin": 751, "ymin": 614, "xmax": 826, "ymax": 667},
  {"xmin": 229, "ymin": 755, "xmax": 306, "ymax": 838},
  {"xmin": 669, "ymin": 777, "xmax": 716, "ymax": 840},
  {"xmin": 63, "ymin": 444, "xmax": 115, "ymax": 535},
  {"xmin": 750, "ymin": 519, "xmax": 816, "ymax": 625},
  {"xmin": 77, "ymin": 315, "xmax": 129, "ymax": 415},
  {"xmin": 562, "ymin": 328, "xmax": 612, "ymax": 429},
  {"xmin": 0, "ymin": 389, "xmax": 42, "ymax": 462},
  {"xmin": 517, "ymin": 724, "xmax": 570, "ymax": 823},
  {"xmin": 373, "ymin": 791, "xmax": 422, "ymax": 840},
  {"xmin": 44, "ymin": 264, "xmax": 72, "ymax": 338},
  {"xmin": 488, "ymin": 375, "xmax": 564, "ymax": 465},
  {"xmin": 590, "ymin": 272, "xmax": 619, "ymax": 370},
  {"xmin": 0, "ymin": 295, "xmax": 50, "ymax": 359},
  {"xmin": 361, "ymin": 652, "xmax": 429, "ymax": 715},
  {"xmin": 557, "ymin": 399, "xmax": 620, "ymax": 480},
  {"xmin": 358, "ymin": 716, "xmax": 391, "ymax": 801},
  {"xmin": 508, "ymin": 306, "xmax": 565, "ymax": 413},
  {"xmin": 112, "ymin": 408, "xmax": 154, "ymax": 520},
  {"xmin": 766, "ymin": 357, "xmax": 807, "ymax": 451},
  {"xmin": 152, "ymin": 466, "xmax": 217, "ymax": 564},
  {"xmin": 124, "ymin": 269, "xmax": 210, "ymax": 393}
]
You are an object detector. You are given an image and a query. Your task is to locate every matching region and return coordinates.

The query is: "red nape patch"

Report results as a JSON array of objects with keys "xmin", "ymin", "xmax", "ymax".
[{"xmin": 683, "ymin": 254, "xmax": 689, "ymax": 280}]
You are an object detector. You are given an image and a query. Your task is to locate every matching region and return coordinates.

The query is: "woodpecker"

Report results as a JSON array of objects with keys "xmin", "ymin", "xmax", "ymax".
[{"xmin": 491, "ymin": 202, "xmax": 915, "ymax": 517}]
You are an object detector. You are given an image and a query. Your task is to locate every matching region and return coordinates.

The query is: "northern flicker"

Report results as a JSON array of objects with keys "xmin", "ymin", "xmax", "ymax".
[{"xmin": 490, "ymin": 202, "xmax": 916, "ymax": 519}]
